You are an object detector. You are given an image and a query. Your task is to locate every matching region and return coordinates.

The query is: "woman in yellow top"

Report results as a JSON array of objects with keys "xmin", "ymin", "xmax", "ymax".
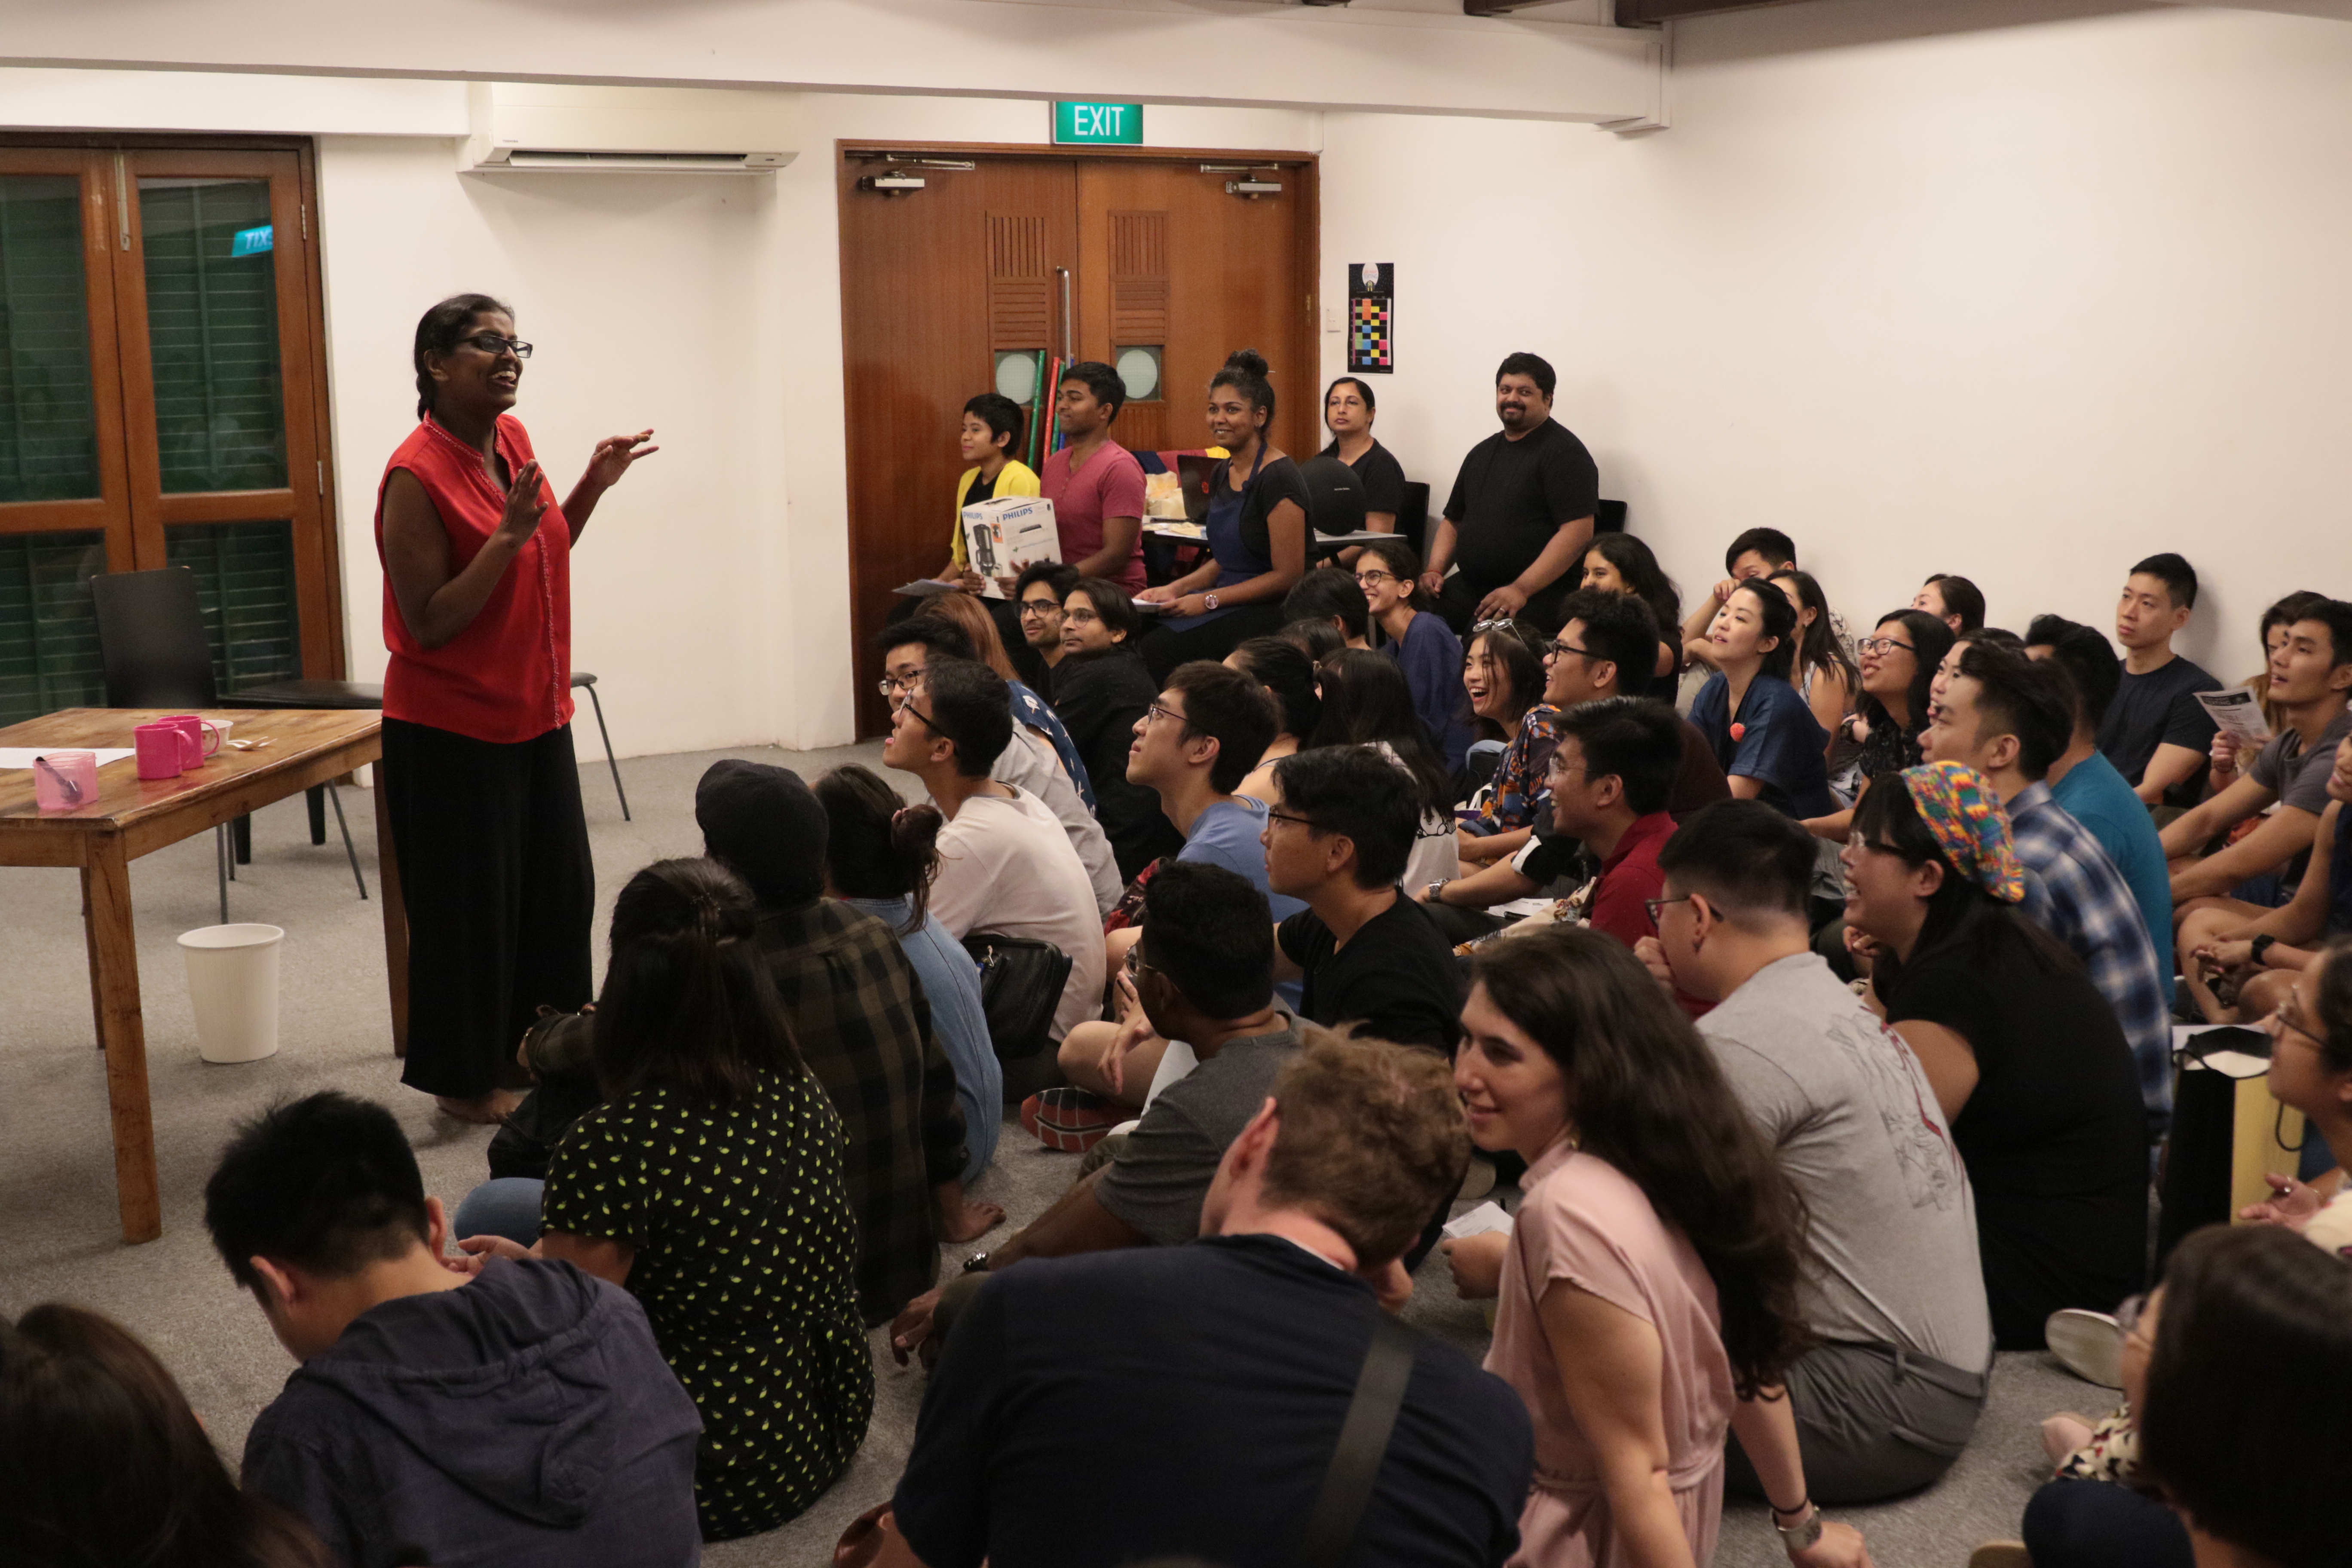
[{"xmin": 939, "ymin": 392, "xmax": 1041, "ymax": 592}]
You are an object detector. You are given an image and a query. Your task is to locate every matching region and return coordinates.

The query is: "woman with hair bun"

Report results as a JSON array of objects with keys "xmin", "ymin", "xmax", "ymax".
[
  {"xmin": 815, "ymin": 764, "xmax": 1000, "ymax": 1180},
  {"xmin": 1136, "ymin": 349, "xmax": 1310, "ymax": 680},
  {"xmin": 376, "ymin": 293, "xmax": 657, "ymax": 1123}
]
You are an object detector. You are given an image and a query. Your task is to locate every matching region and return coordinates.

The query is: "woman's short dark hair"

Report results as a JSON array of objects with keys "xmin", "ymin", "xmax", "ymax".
[
  {"xmin": 1066, "ymin": 577, "xmax": 1142, "ymax": 647},
  {"xmin": 1922, "ymin": 573, "xmax": 1987, "ymax": 633},
  {"xmin": 0, "ymin": 1305, "xmax": 326, "ymax": 1568},
  {"xmin": 1310, "ymin": 648, "xmax": 1453, "ymax": 815},
  {"xmin": 1322, "ymin": 375, "xmax": 1376, "ymax": 419},
  {"xmin": 1586, "ymin": 533, "xmax": 1684, "ymax": 668},
  {"xmin": 1060, "ymin": 360, "xmax": 1126, "ymax": 421},
  {"xmin": 413, "ymin": 292, "xmax": 511, "ymax": 420},
  {"xmin": 1230, "ymin": 635, "xmax": 1321, "ymax": 742},
  {"xmin": 2137, "ymin": 1223, "xmax": 2352, "ymax": 1567},
  {"xmin": 1210, "ymin": 349, "xmax": 1274, "ymax": 419},
  {"xmin": 1283, "ymin": 568, "xmax": 1369, "ymax": 642},
  {"xmin": 1468, "ymin": 926, "xmax": 1811, "ymax": 1397},
  {"xmin": 1495, "ymin": 351, "xmax": 1556, "ymax": 399},
  {"xmin": 1138, "ymin": 860, "xmax": 1274, "ymax": 1019},
  {"xmin": 1860, "ymin": 609, "xmax": 1954, "ymax": 734},
  {"xmin": 1466, "ymin": 624, "xmax": 1545, "ymax": 735},
  {"xmin": 1724, "ymin": 579, "xmax": 1799, "ymax": 683},
  {"xmin": 919, "ymin": 657, "xmax": 1015, "ymax": 777},
  {"xmin": 1357, "ymin": 536, "xmax": 1434, "ymax": 614},
  {"xmin": 962, "ymin": 392, "xmax": 1025, "ymax": 457},
  {"xmin": 1767, "ymin": 568, "xmax": 1857, "ymax": 698},
  {"xmin": 594, "ymin": 858, "xmax": 799, "ymax": 1109},
  {"xmin": 813, "ymin": 765, "xmax": 943, "ymax": 935}
]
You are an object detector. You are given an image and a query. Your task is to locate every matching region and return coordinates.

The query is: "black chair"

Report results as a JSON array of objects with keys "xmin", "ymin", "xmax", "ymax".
[
  {"xmin": 89, "ymin": 568, "xmax": 367, "ymax": 920},
  {"xmin": 1396, "ymin": 481, "xmax": 1431, "ymax": 559},
  {"xmin": 571, "ymin": 671, "xmax": 629, "ymax": 821},
  {"xmin": 1597, "ymin": 498, "xmax": 1628, "ymax": 535}
]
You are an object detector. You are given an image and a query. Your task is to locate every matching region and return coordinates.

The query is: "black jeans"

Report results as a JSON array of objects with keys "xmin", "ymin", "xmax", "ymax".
[
  {"xmin": 381, "ymin": 718, "xmax": 594, "ymax": 1099},
  {"xmin": 2023, "ymin": 1478, "xmax": 2193, "ymax": 1568}
]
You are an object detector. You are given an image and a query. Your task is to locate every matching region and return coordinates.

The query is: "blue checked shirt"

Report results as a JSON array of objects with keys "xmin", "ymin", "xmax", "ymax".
[{"xmin": 2009, "ymin": 780, "xmax": 2173, "ymax": 1135}]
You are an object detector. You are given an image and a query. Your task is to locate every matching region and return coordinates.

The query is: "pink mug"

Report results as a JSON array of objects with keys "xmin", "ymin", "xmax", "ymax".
[
  {"xmin": 134, "ymin": 722, "xmax": 185, "ymax": 781},
  {"xmin": 160, "ymin": 714, "xmax": 224, "ymax": 767}
]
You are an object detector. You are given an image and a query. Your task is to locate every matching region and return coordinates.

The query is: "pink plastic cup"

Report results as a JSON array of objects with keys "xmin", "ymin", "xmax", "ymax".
[
  {"xmin": 160, "ymin": 713, "xmax": 225, "ymax": 767},
  {"xmin": 134, "ymin": 722, "xmax": 185, "ymax": 780},
  {"xmin": 33, "ymin": 750, "xmax": 98, "ymax": 812}
]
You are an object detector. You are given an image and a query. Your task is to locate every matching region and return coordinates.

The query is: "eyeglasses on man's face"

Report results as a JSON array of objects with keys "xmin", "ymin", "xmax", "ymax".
[
  {"xmin": 1142, "ymin": 700, "xmax": 1189, "ymax": 730},
  {"xmin": 875, "ymin": 671, "xmax": 925, "ymax": 698},
  {"xmin": 1544, "ymin": 640, "xmax": 1593, "ymax": 662},
  {"xmin": 1265, "ymin": 808, "xmax": 1323, "ymax": 833},
  {"xmin": 1018, "ymin": 597, "xmax": 1062, "ymax": 620},
  {"xmin": 1644, "ymin": 894, "xmax": 1692, "ymax": 925},
  {"xmin": 463, "ymin": 332, "xmax": 533, "ymax": 359},
  {"xmin": 890, "ymin": 690, "xmax": 949, "ymax": 738}
]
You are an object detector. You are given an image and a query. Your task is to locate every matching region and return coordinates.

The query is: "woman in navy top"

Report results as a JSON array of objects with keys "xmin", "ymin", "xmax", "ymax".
[
  {"xmin": 1688, "ymin": 579, "xmax": 1834, "ymax": 818},
  {"xmin": 1355, "ymin": 535, "xmax": 1474, "ymax": 771}
]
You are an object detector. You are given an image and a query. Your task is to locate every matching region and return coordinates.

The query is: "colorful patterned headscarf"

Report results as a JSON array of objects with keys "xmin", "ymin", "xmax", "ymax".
[{"xmin": 1898, "ymin": 761, "xmax": 2026, "ymax": 903}]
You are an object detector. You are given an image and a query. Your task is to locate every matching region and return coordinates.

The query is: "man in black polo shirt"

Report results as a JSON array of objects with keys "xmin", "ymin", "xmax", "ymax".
[
  {"xmin": 885, "ymin": 1033, "xmax": 1533, "ymax": 1568},
  {"xmin": 1421, "ymin": 351, "xmax": 1599, "ymax": 636},
  {"xmin": 1263, "ymin": 745, "xmax": 1464, "ymax": 1055}
]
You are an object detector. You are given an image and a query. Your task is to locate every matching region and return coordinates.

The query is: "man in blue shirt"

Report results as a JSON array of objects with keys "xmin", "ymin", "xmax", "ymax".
[
  {"xmin": 1924, "ymin": 645, "xmax": 2174, "ymax": 1137},
  {"xmin": 2029, "ymin": 618, "xmax": 2176, "ymax": 1004}
]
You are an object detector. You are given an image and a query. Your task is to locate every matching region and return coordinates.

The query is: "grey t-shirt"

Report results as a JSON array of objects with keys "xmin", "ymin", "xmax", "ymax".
[
  {"xmin": 1095, "ymin": 1025, "xmax": 1302, "ymax": 1246},
  {"xmin": 1700, "ymin": 953, "xmax": 1992, "ymax": 1371},
  {"xmin": 2250, "ymin": 705, "xmax": 2352, "ymax": 815}
]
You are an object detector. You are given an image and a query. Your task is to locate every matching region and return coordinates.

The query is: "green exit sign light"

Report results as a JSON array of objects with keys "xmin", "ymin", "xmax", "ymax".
[{"xmin": 1053, "ymin": 101, "xmax": 1143, "ymax": 146}]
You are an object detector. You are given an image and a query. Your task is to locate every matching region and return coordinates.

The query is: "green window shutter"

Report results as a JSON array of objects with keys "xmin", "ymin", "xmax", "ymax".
[
  {"xmin": 0, "ymin": 531, "xmax": 107, "ymax": 726},
  {"xmin": 138, "ymin": 178, "xmax": 287, "ymax": 494},
  {"xmin": 165, "ymin": 521, "xmax": 300, "ymax": 695},
  {"xmin": 0, "ymin": 175, "xmax": 102, "ymax": 503}
]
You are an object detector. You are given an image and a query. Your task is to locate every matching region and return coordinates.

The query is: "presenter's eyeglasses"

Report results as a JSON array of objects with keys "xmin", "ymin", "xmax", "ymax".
[{"xmin": 463, "ymin": 333, "xmax": 533, "ymax": 359}]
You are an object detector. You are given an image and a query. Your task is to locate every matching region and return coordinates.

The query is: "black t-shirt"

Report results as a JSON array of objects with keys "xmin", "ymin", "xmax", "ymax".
[
  {"xmin": 2095, "ymin": 655, "xmax": 2220, "ymax": 805},
  {"xmin": 962, "ymin": 467, "xmax": 1002, "ymax": 511},
  {"xmin": 1052, "ymin": 649, "xmax": 1183, "ymax": 879},
  {"xmin": 1439, "ymin": 419, "xmax": 1599, "ymax": 589},
  {"xmin": 1320, "ymin": 438, "xmax": 1407, "ymax": 517},
  {"xmin": 1277, "ymin": 894, "xmax": 1463, "ymax": 1054},
  {"xmin": 893, "ymin": 1235, "xmax": 1532, "ymax": 1568},
  {"xmin": 1217, "ymin": 453, "xmax": 1314, "ymax": 569},
  {"xmin": 1881, "ymin": 918, "xmax": 2148, "ymax": 1349}
]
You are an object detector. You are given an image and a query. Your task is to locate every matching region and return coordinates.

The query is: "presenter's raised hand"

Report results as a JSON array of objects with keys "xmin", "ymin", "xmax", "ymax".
[
  {"xmin": 493, "ymin": 459, "xmax": 550, "ymax": 548},
  {"xmin": 586, "ymin": 429, "xmax": 659, "ymax": 488}
]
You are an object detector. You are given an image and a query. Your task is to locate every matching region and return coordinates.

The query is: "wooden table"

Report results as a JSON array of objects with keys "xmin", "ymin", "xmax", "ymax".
[{"xmin": 0, "ymin": 708, "xmax": 407, "ymax": 1243}]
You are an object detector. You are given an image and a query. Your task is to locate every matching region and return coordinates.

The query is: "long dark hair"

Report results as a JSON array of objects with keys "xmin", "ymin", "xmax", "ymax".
[
  {"xmin": 1230, "ymin": 636, "xmax": 1320, "ymax": 743},
  {"xmin": 593, "ymin": 858, "xmax": 799, "ymax": 1109},
  {"xmin": 1721, "ymin": 579, "xmax": 1799, "ymax": 683},
  {"xmin": 1465, "ymin": 624, "xmax": 1545, "ymax": 739},
  {"xmin": 1311, "ymin": 648, "xmax": 1452, "ymax": 814},
  {"xmin": 1859, "ymin": 609, "xmax": 1953, "ymax": 734},
  {"xmin": 1585, "ymin": 534, "xmax": 1684, "ymax": 672},
  {"xmin": 0, "ymin": 1304, "xmax": 326, "ymax": 1568},
  {"xmin": 1851, "ymin": 776, "xmax": 2081, "ymax": 1000},
  {"xmin": 412, "ymin": 292, "xmax": 511, "ymax": 420},
  {"xmin": 1769, "ymin": 568, "xmax": 1858, "ymax": 699},
  {"xmin": 814, "ymin": 765, "xmax": 944, "ymax": 935},
  {"xmin": 1469, "ymin": 928, "xmax": 1811, "ymax": 1396}
]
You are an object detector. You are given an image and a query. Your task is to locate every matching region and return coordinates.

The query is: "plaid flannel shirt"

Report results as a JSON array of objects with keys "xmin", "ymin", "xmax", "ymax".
[
  {"xmin": 2009, "ymin": 780, "xmax": 2173, "ymax": 1133},
  {"xmin": 757, "ymin": 899, "xmax": 970, "ymax": 1327}
]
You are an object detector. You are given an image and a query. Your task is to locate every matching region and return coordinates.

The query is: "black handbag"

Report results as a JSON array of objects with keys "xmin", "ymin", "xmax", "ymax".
[{"xmin": 959, "ymin": 933, "xmax": 1073, "ymax": 1063}]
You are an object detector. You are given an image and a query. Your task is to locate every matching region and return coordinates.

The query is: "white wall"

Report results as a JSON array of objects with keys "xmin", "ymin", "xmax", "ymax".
[{"xmin": 1318, "ymin": 0, "xmax": 2352, "ymax": 681}]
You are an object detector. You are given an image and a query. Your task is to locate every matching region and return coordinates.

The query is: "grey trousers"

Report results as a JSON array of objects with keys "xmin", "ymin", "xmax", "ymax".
[{"xmin": 1724, "ymin": 1338, "xmax": 1990, "ymax": 1505}]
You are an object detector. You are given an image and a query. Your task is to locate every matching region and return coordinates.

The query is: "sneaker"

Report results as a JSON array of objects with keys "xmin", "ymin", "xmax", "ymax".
[
  {"xmin": 2045, "ymin": 1308, "xmax": 2126, "ymax": 1388},
  {"xmin": 1967, "ymin": 1543, "xmax": 2031, "ymax": 1568},
  {"xmin": 1024, "ymin": 1087, "xmax": 1122, "ymax": 1153}
]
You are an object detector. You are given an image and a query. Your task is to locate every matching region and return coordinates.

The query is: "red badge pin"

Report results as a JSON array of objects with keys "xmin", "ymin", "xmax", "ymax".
[{"xmin": 1729, "ymin": 723, "xmax": 1746, "ymax": 742}]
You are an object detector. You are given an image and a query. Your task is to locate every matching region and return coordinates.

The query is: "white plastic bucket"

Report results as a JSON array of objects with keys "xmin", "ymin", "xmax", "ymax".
[{"xmin": 177, "ymin": 923, "xmax": 286, "ymax": 1064}]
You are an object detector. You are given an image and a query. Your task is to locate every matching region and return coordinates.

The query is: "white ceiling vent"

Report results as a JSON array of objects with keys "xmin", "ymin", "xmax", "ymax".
[{"xmin": 463, "ymin": 83, "xmax": 801, "ymax": 175}]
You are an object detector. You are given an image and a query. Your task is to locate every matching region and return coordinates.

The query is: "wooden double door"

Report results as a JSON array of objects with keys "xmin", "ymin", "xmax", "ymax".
[{"xmin": 839, "ymin": 144, "xmax": 1319, "ymax": 738}]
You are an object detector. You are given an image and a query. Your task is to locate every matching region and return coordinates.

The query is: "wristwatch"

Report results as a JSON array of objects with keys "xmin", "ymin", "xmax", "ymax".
[
  {"xmin": 2252, "ymin": 933, "xmax": 2277, "ymax": 966},
  {"xmin": 1427, "ymin": 880, "xmax": 1449, "ymax": 906},
  {"xmin": 961, "ymin": 1251, "xmax": 992, "ymax": 1275},
  {"xmin": 1203, "ymin": 591, "xmax": 1221, "ymax": 611},
  {"xmin": 1773, "ymin": 1502, "xmax": 1824, "ymax": 1556}
]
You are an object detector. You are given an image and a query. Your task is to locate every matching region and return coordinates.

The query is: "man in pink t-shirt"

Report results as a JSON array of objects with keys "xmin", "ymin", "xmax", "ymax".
[{"xmin": 1038, "ymin": 361, "xmax": 1148, "ymax": 593}]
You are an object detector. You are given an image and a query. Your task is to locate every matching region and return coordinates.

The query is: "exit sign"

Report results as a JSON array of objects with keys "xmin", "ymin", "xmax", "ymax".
[{"xmin": 1052, "ymin": 101, "xmax": 1143, "ymax": 146}]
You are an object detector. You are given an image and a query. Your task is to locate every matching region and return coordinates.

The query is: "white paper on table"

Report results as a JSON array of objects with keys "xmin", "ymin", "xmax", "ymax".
[
  {"xmin": 2194, "ymin": 686, "xmax": 2272, "ymax": 747},
  {"xmin": 1443, "ymin": 1200, "xmax": 1516, "ymax": 1240},
  {"xmin": 0, "ymin": 747, "xmax": 137, "ymax": 769}
]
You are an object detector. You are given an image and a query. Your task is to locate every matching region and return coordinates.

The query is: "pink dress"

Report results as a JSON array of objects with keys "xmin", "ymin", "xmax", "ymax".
[{"xmin": 1485, "ymin": 1140, "xmax": 1735, "ymax": 1567}]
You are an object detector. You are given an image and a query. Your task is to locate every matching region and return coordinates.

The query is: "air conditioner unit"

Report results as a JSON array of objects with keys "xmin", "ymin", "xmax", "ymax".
[{"xmin": 462, "ymin": 83, "xmax": 801, "ymax": 175}]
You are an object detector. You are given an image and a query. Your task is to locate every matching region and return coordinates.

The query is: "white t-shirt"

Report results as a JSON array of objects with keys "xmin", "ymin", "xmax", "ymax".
[
  {"xmin": 994, "ymin": 726, "xmax": 1122, "ymax": 917},
  {"xmin": 930, "ymin": 787, "xmax": 1109, "ymax": 1043},
  {"xmin": 1370, "ymin": 741, "xmax": 1460, "ymax": 889}
]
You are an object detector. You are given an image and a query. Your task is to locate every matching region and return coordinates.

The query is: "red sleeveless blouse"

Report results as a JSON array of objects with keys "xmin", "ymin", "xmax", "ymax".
[{"xmin": 374, "ymin": 415, "xmax": 574, "ymax": 745}]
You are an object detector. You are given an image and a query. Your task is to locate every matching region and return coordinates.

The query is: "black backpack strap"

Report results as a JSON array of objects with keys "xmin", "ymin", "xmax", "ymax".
[{"xmin": 1297, "ymin": 1312, "xmax": 1420, "ymax": 1568}]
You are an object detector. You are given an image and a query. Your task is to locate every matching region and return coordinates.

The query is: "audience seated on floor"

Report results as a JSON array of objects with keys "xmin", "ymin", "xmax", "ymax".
[
  {"xmin": 1282, "ymin": 564, "xmax": 1373, "ymax": 651},
  {"xmin": 1225, "ymin": 634, "xmax": 1319, "ymax": 803},
  {"xmin": 890, "ymin": 863, "xmax": 1305, "ymax": 1363},
  {"xmin": 2098, "ymin": 554, "xmax": 2223, "ymax": 810},
  {"xmin": 920, "ymin": 588, "xmax": 1096, "ymax": 813},
  {"xmin": 1680, "ymin": 524, "xmax": 1796, "ymax": 674},
  {"xmin": 1770, "ymin": 567, "xmax": 1861, "ymax": 785},
  {"xmin": 698, "ymin": 759, "xmax": 995, "ymax": 1319},
  {"xmin": 879, "ymin": 1034, "xmax": 1532, "ymax": 1568},
  {"xmin": 1843, "ymin": 764, "xmax": 2150, "ymax": 1348},
  {"xmin": 2179, "ymin": 738, "xmax": 2352, "ymax": 1027},
  {"xmin": 1054, "ymin": 660, "xmax": 1302, "ymax": 1113},
  {"xmin": 815, "ymin": 763, "xmax": 1000, "ymax": 1182},
  {"xmin": 203, "ymin": 1091, "xmax": 704, "ymax": 1562},
  {"xmin": 1804, "ymin": 608, "xmax": 1954, "ymax": 844},
  {"xmin": 2160, "ymin": 599, "xmax": 2352, "ymax": 908},
  {"xmin": 1055, "ymin": 576, "xmax": 1187, "ymax": 879},
  {"xmin": 879, "ymin": 616, "xmax": 1119, "ymax": 915},
  {"xmin": 1638, "ymin": 802, "xmax": 1994, "ymax": 1503},
  {"xmin": 0, "ymin": 1302, "xmax": 329, "ymax": 1568},
  {"xmin": 1689, "ymin": 577, "xmax": 1837, "ymax": 818},
  {"xmin": 1013, "ymin": 560, "xmax": 1081, "ymax": 692},
  {"xmin": 1426, "ymin": 351, "xmax": 1598, "ymax": 637},
  {"xmin": 1309, "ymin": 648, "xmax": 1463, "ymax": 888},
  {"xmin": 1455, "ymin": 620, "xmax": 1554, "ymax": 849},
  {"xmin": 1451, "ymin": 926, "xmax": 1869, "ymax": 1567},
  {"xmin": 1356, "ymin": 535, "xmax": 1475, "ymax": 770},
  {"xmin": 883, "ymin": 656, "xmax": 1108, "ymax": 1047},
  {"xmin": 1267, "ymin": 744, "xmax": 1464, "ymax": 1054},
  {"xmin": 1578, "ymin": 530, "xmax": 1686, "ymax": 700},
  {"xmin": 1923, "ymin": 646, "xmax": 2174, "ymax": 1133},
  {"xmin": 2030, "ymin": 619, "xmax": 2179, "ymax": 1003},
  {"xmin": 1914, "ymin": 573, "xmax": 1987, "ymax": 635}
]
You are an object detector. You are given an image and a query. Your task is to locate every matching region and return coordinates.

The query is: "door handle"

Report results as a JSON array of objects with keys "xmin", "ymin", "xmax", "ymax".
[{"xmin": 1055, "ymin": 266, "xmax": 1073, "ymax": 360}]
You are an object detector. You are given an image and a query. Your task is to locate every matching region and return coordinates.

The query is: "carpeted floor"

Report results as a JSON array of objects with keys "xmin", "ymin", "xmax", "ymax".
[{"xmin": 0, "ymin": 738, "xmax": 2091, "ymax": 1566}]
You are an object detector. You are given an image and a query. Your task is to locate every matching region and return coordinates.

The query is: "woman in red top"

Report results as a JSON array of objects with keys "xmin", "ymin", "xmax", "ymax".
[{"xmin": 377, "ymin": 294, "xmax": 655, "ymax": 1121}]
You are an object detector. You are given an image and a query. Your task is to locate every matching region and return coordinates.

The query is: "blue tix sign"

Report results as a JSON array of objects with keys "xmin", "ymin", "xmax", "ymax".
[
  {"xmin": 230, "ymin": 224, "xmax": 274, "ymax": 257},
  {"xmin": 1052, "ymin": 101, "xmax": 1143, "ymax": 146}
]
